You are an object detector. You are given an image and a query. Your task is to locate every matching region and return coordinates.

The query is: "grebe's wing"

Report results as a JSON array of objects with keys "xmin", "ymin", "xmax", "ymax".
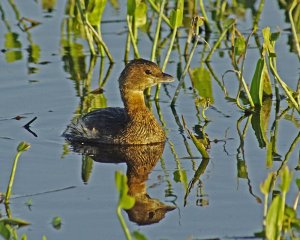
[{"xmin": 63, "ymin": 107, "xmax": 127, "ymax": 143}]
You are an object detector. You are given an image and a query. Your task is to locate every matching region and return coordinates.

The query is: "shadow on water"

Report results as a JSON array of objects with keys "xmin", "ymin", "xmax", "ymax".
[{"xmin": 68, "ymin": 141, "xmax": 176, "ymax": 226}]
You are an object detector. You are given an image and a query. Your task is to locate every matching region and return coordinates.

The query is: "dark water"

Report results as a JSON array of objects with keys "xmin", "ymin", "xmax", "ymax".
[{"xmin": 0, "ymin": 1, "xmax": 299, "ymax": 239}]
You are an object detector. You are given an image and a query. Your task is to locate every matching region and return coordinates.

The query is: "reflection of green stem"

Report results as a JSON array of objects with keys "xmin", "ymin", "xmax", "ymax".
[
  {"xmin": 124, "ymin": 32, "xmax": 131, "ymax": 62},
  {"xmin": 289, "ymin": 0, "xmax": 300, "ymax": 60},
  {"xmin": 151, "ymin": 0, "xmax": 166, "ymax": 61},
  {"xmin": 117, "ymin": 207, "xmax": 131, "ymax": 240}
]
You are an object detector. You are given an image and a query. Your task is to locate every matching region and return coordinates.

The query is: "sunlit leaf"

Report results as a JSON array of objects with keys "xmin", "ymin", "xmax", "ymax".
[
  {"xmin": 234, "ymin": 36, "xmax": 246, "ymax": 56},
  {"xmin": 86, "ymin": 0, "xmax": 107, "ymax": 26},
  {"xmin": 21, "ymin": 234, "xmax": 28, "ymax": 240},
  {"xmin": 52, "ymin": 216, "xmax": 62, "ymax": 230},
  {"xmin": 280, "ymin": 166, "xmax": 293, "ymax": 193},
  {"xmin": 265, "ymin": 195, "xmax": 283, "ymax": 240},
  {"xmin": 0, "ymin": 222, "xmax": 10, "ymax": 240},
  {"xmin": 191, "ymin": 67, "xmax": 214, "ymax": 104},
  {"xmin": 127, "ymin": 0, "xmax": 136, "ymax": 16},
  {"xmin": 132, "ymin": 231, "xmax": 148, "ymax": 240},
  {"xmin": 115, "ymin": 171, "xmax": 135, "ymax": 210},
  {"xmin": 250, "ymin": 58, "xmax": 265, "ymax": 106},
  {"xmin": 28, "ymin": 43, "xmax": 41, "ymax": 64},
  {"xmin": 260, "ymin": 172, "xmax": 274, "ymax": 195},
  {"xmin": 134, "ymin": 2, "xmax": 147, "ymax": 27},
  {"xmin": 5, "ymin": 51, "xmax": 23, "ymax": 63},
  {"xmin": 173, "ymin": 169, "xmax": 187, "ymax": 184},
  {"xmin": 41, "ymin": 0, "xmax": 57, "ymax": 11},
  {"xmin": 4, "ymin": 32, "xmax": 22, "ymax": 49}
]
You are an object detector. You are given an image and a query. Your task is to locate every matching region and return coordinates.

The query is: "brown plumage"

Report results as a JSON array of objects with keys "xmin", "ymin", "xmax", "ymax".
[{"xmin": 63, "ymin": 59, "xmax": 174, "ymax": 145}]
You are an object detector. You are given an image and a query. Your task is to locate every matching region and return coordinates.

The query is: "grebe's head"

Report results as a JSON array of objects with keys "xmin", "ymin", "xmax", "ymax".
[{"xmin": 119, "ymin": 59, "xmax": 174, "ymax": 91}]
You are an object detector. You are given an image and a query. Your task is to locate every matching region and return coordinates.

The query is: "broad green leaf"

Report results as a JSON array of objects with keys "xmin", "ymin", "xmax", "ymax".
[
  {"xmin": 52, "ymin": 216, "xmax": 62, "ymax": 230},
  {"xmin": 119, "ymin": 194, "xmax": 135, "ymax": 210},
  {"xmin": 134, "ymin": 2, "xmax": 147, "ymax": 27},
  {"xmin": 41, "ymin": 0, "xmax": 57, "ymax": 11},
  {"xmin": 127, "ymin": 0, "xmax": 136, "ymax": 16},
  {"xmin": 191, "ymin": 67, "xmax": 214, "ymax": 104},
  {"xmin": 115, "ymin": 171, "xmax": 135, "ymax": 210},
  {"xmin": 250, "ymin": 58, "xmax": 265, "ymax": 106},
  {"xmin": 234, "ymin": 36, "xmax": 246, "ymax": 56},
  {"xmin": 265, "ymin": 195, "xmax": 283, "ymax": 240},
  {"xmin": 173, "ymin": 169, "xmax": 187, "ymax": 184},
  {"xmin": 132, "ymin": 230, "xmax": 148, "ymax": 240},
  {"xmin": 17, "ymin": 141, "xmax": 31, "ymax": 152},
  {"xmin": 260, "ymin": 172, "xmax": 274, "ymax": 195},
  {"xmin": 0, "ymin": 222, "xmax": 10, "ymax": 240},
  {"xmin": 21, "ymin": 234, "xmax": 28, "ymax": 240},
  {"xmin": 280, "ymin": 166, "xmax": 293, "ymax": 193},
  {"xmin": 169, "ymin": 8, "xmax": 183, "ymax": 29},
  {"xmin": 86, "ymin": 0, "xmax": 107, "ymax": 26}
]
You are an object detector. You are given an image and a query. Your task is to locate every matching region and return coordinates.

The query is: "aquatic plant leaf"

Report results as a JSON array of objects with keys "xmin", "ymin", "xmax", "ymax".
[
  {"xmin": 0, "ymin": 222, "xmax": 10, "ymax": 240},
  {"xmin": 265, "ymin": 141, "xmax": 273, "ymax": 168},
  {"xmin": 132, "ymin": 230, "xmax": 148, "ymax": 240},
  {"xmin": 260, "ymin": 172, "xmax": 274, "ymax": 195},
  {"xmin": 86, "ymin": 0, "xmax": 107, "ymax": 26},
  {"xmin": 191, "ymin": 67, "xmax": 214, "ymax": 104},
  {"xmin": 0, "ymin": 218, "xmax": 30, "ymax": 227},
  {"xmin": 262, "ymin": 27, "xmax": 275, "ymax": 55},
  {"xmin": 42, "ymin": 235, "xmax": 47, "ymax": 240},
  {"xmin": 51, "ymin": 216, "xmax": 62, "ymax": 230},
  {"xmin": 81, "ymin": 155, "xmax": 94, "ymax": 184},
  {"xmin": 265, "ymin": 195, "xmax": 283, "ymax": 240},
  {"xmin": 234, "ymin": 36, "xmax": 246, "ymax": 56},
  {"xmin": 279, "ymin": 166, "xmax": 293, "ymax": 193},
  {"xmin": 169, "ymin": 0, "xmax": 183, "ymax": 29},
  {"xmin": 28, "ymin": 43, "xmax": 41, "ymax": 64},
  {"xmin": 21, "ymin": 234, "xmax": 27, "ymax": 240},
  {"xmin": 127, "ymin": 0, "xmax": 136, "ymax": 16},
  {"xmin": 134, "ymin": 2, "xmax": 147, "ymax": 27},
  {"xmin": 250, "ymin": 58, "xmax": 265, "ymax": 106},
  {"xmin": 237, "ymin": 160, "xmax": 248, "ymax": 179},
  {"xmin": 173, "ymin": 170, "xmax": 188, "ymax": 186}
]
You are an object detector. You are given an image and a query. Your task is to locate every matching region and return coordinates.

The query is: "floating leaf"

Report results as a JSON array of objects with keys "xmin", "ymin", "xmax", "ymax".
[
  {"xmin": 52, "ymin": 216, "xmax": 62, "ymax": 230},
  {"xmin": 260, "ymin": 172, "xmax": 274, "ymax": 195}
]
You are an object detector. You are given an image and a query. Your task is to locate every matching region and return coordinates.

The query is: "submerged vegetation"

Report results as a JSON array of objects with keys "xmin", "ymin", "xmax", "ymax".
[{"xmin": 0, "ymin": 0, "xmax": 299, "ymax": 239}]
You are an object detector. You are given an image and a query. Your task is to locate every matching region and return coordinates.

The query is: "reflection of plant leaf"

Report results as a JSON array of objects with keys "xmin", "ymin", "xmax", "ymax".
[
  {"xmin": 132, "ymin": 230, "xmax": 148, "ymax": 240},
  {"xmin": 81, "ymin": 155, "xmax": 94, "ymax": 184},
  {"xmin": 28, "ymin": 43, "xmax": 41, "ymax": 64},
  {"xmin": 173, "ymin": 169, "xmax": 187, "ymax": 185},
  {"xmin": 265, "ymin": 140, "xmax": 273, "ymax": 168},
  {"xmin": 115, "ymin": 171, "xmax": 135, "ymax": 210},
  {"xmin": 234, "ymin": 36, "xmax": 246, "ymax": 56},
  {"xmin": 250, "ymin": 58, "xmax": 265, "ymax": 106},
  {"xmin": 251, "ymin": 98, "xmax": 272, "ymax": 148},
  {"xmin": 237, "ymin": 160, "xmax": 248, "ymax": 179},
  {"xmin": 5, "ymin": 32, "xmax": 22, "ymax": 49},
  {"xmin": 169, "ymin": 0, "xmax": 183, "ymax": 29},
  {"xmin": 191, "ymin": 67, "xmax": 214, "ymax": 104},
  {"xmin": 0, "ymin": 218, "xmax": 30, "ymax": 227},
  {"xmin": 5, "ymin": 51, "xmax": 22, "ymax": 63}
]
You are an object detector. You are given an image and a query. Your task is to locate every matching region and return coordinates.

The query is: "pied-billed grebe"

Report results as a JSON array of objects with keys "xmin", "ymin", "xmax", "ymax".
[{"xmin": 63, "ymin": 59, "xmax": 174, "ymax": 145}]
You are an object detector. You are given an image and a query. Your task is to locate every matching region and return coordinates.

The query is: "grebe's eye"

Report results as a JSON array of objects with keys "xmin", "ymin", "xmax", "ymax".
[{"xmin": 145, "ymin": 69, "xmax": 152, "ymax": 75}]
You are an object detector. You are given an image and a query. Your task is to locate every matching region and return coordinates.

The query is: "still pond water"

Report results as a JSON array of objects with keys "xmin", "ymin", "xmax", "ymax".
[{"xmin": 0, "ymin": 0, "xmax": 299, "ymax": 239}]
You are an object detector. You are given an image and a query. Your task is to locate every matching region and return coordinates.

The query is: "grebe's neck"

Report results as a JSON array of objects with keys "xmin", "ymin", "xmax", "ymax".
[{"xmin": 121, "ymin": 88, "xmax": 148, "ymax": 116}]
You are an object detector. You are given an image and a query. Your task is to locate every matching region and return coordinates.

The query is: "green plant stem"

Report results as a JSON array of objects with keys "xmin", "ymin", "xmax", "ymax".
[
  {"xmin": 126, "ymin": 15, "xmax": 140, "ymax": 58},
  {"xmin": 5, "ymin": 152, "xmax": 21, "ymax": 203},
  {"xmin": 117, "ymin": 207, "xmax": 131, "ymax": 240},
  {"xmin": 171, "ymin": 36, "xmax": 199, "ymax": 106},
  {"xmin": 199, "ymin": 0, "xmax": 211, "ymax": 32},
  {"xmin": 205, "ymin": 20, "xmax": 234, "ymax": 61},
  {"xmin": 289, "ymin": 0, "xmax": 300, "ymax": 60},
  {"xmin": 151, "ymin": 0, "xmax": 166, "ymax": 61},
  {"xmin": 269, "ymin": 58, "xmax": 299, "ymax": 112},
  {"xmin": 155, "ymin": 26, "xmax": 178, "ymax": 99},
  {"xmin": 86, "ymin": 21, "xmax": 114, "ymax": 63},
  {"xmin": 75, "ymin": 0, "xmax": 96, "ymax": 55},
  {"xmin": 252, "ymin": 0, "xmax": 265, "ymax": 32},
  {"xmin": 147, "ymin": 0, "xmax": 172, "ymax": 28}
]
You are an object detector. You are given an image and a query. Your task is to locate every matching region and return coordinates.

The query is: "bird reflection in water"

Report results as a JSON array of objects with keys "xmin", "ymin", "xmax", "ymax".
[{"xmin": 68, "ymin": 141, "xmax": 176, "ymax": 225}]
